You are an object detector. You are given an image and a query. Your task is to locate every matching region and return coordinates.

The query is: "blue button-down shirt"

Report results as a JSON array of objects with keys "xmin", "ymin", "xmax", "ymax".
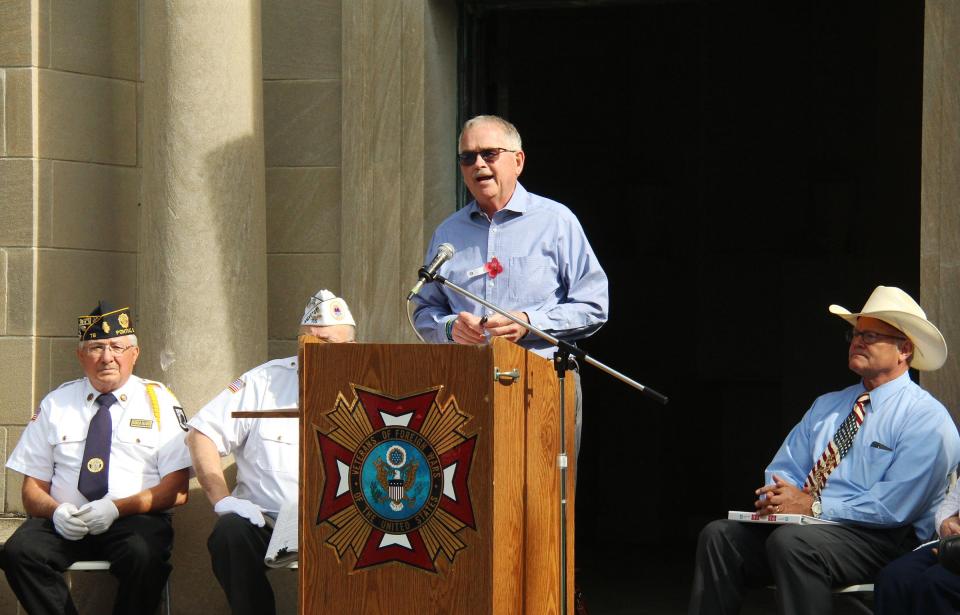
[
  {"xmin": 765, "ymin": 371, "xmax": 960, "ymax": 539},
  {"xmin": 413, "ymin": 183, "xmax": 609, "ymax": 358}
]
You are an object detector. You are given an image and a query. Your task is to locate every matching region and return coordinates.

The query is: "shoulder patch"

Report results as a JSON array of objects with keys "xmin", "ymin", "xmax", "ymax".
[
  {"xmin": 30, "ymin": 406, "xmax": 41, "ymax": 422},
  {"xmin": 173, "ymin": 406, "xmax": 188, "ymax": 431},
  {"xmin": 227, "ymin": 378, "xmax": 245, "ymax": 393}
]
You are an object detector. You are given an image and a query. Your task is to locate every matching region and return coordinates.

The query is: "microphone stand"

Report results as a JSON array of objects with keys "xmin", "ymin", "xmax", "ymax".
[{"xmin": 413, "ymin": 272, "xmax": 667, "ymax": 615}]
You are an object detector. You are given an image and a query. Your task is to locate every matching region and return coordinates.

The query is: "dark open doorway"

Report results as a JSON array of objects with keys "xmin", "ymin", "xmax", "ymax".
[{"xmin": 459, "ymin": 0, "xmax": 924, "ymax": 612}]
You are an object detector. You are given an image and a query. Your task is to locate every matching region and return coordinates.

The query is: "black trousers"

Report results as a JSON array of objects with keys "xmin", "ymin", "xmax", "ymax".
[
  {"xmin": 875, "ymin": 543, "xmax": 960, "ymax": 614},
  {"xmin": 208, "ymin": 512, "xmax": 276, "ymax": 615},
  {"xmin": 689, "ymin": 519, "xmax": 917, "ymax": 615},
  {"xmin": 0, "ymin": 514, "xmax": 173, "ymax": 615}
]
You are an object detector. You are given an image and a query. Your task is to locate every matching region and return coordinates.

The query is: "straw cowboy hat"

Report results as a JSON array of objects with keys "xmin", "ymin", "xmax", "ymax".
[{"xmin": 829, "ymin": 285, "xmax": 947, "ymax": 371}]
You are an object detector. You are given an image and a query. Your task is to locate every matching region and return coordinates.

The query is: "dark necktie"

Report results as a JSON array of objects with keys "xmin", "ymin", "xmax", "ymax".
[
  {"xmin": 78, "ymin": 393, "xmax": 116, "ymax": 501},
  {"xmin": 803, "ymin": 392, "xmax": 870, "ymax": 497}
]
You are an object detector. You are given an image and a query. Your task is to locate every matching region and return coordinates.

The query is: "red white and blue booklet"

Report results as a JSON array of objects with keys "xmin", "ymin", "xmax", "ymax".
[{"xmin": 728, "ymin": 510, "xmax": 836, "ymax": 525}]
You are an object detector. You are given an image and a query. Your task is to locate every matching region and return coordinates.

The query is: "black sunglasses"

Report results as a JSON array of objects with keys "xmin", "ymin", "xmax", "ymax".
[{"xmin": 457, "ymin": 148, "xmax": 517, "ymax": 166}]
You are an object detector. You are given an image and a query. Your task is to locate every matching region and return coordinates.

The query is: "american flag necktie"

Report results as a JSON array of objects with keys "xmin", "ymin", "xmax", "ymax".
[{"xmin": 803, "ymin": 392, "xmax": 870, "ymax": 497}]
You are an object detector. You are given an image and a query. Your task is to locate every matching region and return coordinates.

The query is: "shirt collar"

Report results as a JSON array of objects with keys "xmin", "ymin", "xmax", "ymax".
[
  {"xmin": 82, "ymin": 376, "xmax": 137, "ymax": 410},
  {"xmin": 468, "ymin": 181, "xmax": 531, "ymax": 221},
  {"xmin": 863, "ymin": 370, "xmax": 912, "ymax": 412}
]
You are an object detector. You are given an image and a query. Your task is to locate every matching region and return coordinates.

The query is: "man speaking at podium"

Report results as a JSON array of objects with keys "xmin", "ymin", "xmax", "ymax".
[
  {"xmin": 186, "ymin": 290, "xmax": 355, "ymax": 615},
  {"xmin": 413, "ymin": 114, "xmax": 609, "ymax": 454}
]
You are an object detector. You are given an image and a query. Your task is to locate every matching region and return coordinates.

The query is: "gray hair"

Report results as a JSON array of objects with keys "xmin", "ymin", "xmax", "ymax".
[
  {"xmin": 460, "ymin": 115, "xmax": 523, "ymax": 151},
  {"xmin": 79, "ymin": 334, "xmax": 138, "ymax": 351}
]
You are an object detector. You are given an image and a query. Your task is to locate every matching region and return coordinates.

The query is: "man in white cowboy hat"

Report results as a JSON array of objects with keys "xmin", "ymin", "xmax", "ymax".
[
  {"xmin": 186, "ymin": 290, "xmax": 355, "ymax": 615},
  {"xmin": 689, "ymin": 286, "xmax": 960, "ymax": 615}
]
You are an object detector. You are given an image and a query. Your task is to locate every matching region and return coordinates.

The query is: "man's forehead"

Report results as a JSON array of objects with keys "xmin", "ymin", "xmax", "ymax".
[
  {"xmin": 80, "ymin": 334, "xmax": 136, "ymax": 347},
  {"xmin": 304, "ymin": 324, "xmax": 354, "ymax": 341},
  {"xmin": 856, "ymin": 316, "xmax": 903, "ymax": 335},
  {"xmin": 460, "ymin": 123, "xmax": 507, "ymax": 145}
]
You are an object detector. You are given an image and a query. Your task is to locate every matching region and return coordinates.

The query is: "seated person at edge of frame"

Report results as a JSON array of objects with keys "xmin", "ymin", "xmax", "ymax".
[
  {"xmin": 688, "ymin": 285, "xmax": 960, "ymax": 615},
  {"xmin": 874, "ymin": 461, "xmax": 960, "ymax": 613},
  {"xmin": 186, "ymin": 290, "xmax": 356, "ymax": 615},
  {"xmin": 0, "ymin": 302, "xmax": 192, "ymax": 615}
]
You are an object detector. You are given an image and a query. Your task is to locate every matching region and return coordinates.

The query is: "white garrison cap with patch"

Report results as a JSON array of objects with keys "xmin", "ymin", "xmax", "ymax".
[{"xmin": 300, "ymin": 289, "xmax": 356, "ymax": 327}]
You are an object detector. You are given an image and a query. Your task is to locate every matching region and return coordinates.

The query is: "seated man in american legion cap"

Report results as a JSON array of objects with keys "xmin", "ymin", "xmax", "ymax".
[
  {"xmin": 688, "ymin": 286, "xmax": 960, "ymax": 615},
  {"xmin": 0, "ymin": 302, "xmax": 192, "ymax": 615},
  {"xmin": 187, "ymin": 290, "xmax": 355, "ymax": 615}
]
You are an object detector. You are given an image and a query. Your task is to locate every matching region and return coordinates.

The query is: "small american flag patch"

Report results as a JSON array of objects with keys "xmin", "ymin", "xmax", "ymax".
[{"xmin": 227, "ymin": 378, "xmax": 245, "ymax": 393}]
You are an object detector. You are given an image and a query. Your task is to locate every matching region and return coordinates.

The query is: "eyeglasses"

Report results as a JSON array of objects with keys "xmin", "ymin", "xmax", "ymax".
[
  {"xmin": 84, "ymin": 343, "xmax": 135, "ymax": 358},
  {"xmin": 457, "ymin": 148, "xmax": 517, "ymax": 166},
  {"xmin": 845, "ymin": 330, "xmax": 907, "ymax": 345}
]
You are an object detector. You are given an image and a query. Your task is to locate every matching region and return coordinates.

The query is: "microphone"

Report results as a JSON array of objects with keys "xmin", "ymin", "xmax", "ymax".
[{"xmin": 407, "ymin": 243, "xmax": 455, "ymax": 300}]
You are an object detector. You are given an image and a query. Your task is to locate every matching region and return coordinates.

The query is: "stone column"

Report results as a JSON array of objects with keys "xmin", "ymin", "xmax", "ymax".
[
  {"xmin": 341, "ymin": 0, "xmax": 458, "ymax": 342},
  {"xmin": 920, "ymin": 0, "xmax": 960, "ymax": 419},
  {"xmin": 141, "ymin": 4, "xmax": 268, "ymax": 612},
  {"xmin": 140, "ymin": 0, "xmax": 268, "ymax": 407}
]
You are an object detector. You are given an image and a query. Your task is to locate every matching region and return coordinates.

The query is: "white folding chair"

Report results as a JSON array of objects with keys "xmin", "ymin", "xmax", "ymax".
[
  {"xmin": 66, "ymin": 560, "xmax": 172, "ymax": 615},
  {"xmin": 833, "ymin": 583, "xmax": 874, "ymax": 614}
]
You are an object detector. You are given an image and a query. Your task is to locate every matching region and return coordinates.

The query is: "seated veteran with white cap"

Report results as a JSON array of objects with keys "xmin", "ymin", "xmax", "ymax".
[
  {"xmin": 0, "ymin": 302, "xmax": 192, "ymax": 615},
  {"xmin": 186, "ymin": 289, "xmax": 355, "ymax": 615},
  {"xmin": 689, "ymin": 286, "xmax": 960, "ymax": 615}
]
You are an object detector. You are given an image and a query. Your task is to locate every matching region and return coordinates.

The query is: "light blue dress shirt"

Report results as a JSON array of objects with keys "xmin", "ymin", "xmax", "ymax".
[
  {"xmin": 765, "ymin": 371, "xmax": 960, "ymax": 540},
  {"xmin": 413, "ymin": 182, "xmax": 609, "ymax": 358}
]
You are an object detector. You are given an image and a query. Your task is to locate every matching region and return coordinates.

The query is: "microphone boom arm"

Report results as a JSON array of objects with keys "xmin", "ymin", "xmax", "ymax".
[{"xmin": 429, "ymin": 274, "xmax": 668, "ymax": 404}]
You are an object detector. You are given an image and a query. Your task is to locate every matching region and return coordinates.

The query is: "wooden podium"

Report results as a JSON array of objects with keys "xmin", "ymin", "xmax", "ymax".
[{"xmin": 298, "ymin": 337, "xmax": 575, "ymax": 614}]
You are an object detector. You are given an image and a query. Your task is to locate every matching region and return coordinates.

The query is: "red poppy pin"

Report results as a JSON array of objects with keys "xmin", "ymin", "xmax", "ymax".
[{"xmin": 485, "ymin": 257, "xmax": 503, "ymax": 279}]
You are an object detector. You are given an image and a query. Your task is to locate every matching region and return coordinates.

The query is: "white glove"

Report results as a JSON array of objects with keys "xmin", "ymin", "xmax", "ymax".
[
  {"xmin": 74, "ymin": 498, "xmax": 120, "ymax": 535},
  {"xmin": 214, "ymin": 496, "xmax": 265, "ymax": 527},
  {"xmin": 52, "ymin": 503, "xmax": 89, "ymax": 541}
]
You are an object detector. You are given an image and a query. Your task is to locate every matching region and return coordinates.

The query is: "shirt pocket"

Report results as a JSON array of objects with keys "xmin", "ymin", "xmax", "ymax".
[
  {"xmin": 852, "ymin": 444, "xmax": 895, "ymax": 488},
  {"xmin": 115, "ymin": 418, "xmax": 160, "ymax": 449},
  {"xmin": 254, "ymin": 420, "xmax": 299, "ymax": 474},
  {"xmin": 508, "ymin": 255, "xmax": 559, "ymax": 303},
  {"xmin": 50, "ymin": 420, "xmax": 87, "ymax": 460}
]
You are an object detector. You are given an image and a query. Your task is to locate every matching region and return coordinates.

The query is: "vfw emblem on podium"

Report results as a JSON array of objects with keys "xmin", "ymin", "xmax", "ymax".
[{"xmin": 314, "ymin": 385, "xmax": 477, "ymax": 572}]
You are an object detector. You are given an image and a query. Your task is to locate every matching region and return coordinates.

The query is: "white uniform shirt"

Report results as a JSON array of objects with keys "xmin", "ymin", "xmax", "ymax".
[
  {"xmin": 188, "ymin": 357, "xmax": 299, "ymax": 515},
  {"xmin": 6, "ymin": 375, "xmax": 192, "ymax": 506}
]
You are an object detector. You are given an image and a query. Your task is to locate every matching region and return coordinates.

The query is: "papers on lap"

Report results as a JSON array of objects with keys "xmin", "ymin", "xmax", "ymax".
[
  {"xmin": 728, "ymin": 510, "xmax": 836, "ymax": 525},
  {"xmin": 265, "ymin": 500, "xmax": 298, "ymax": 568}
]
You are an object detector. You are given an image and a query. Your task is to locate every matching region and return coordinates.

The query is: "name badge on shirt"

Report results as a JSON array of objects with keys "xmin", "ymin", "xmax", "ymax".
[
  {"xmin": 129, "ymin": 418, "xmax": 154, "ymax": 429},
  {"xmin": 466, "ymin": 266, "xmax": 487, "ymax": 278}
]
